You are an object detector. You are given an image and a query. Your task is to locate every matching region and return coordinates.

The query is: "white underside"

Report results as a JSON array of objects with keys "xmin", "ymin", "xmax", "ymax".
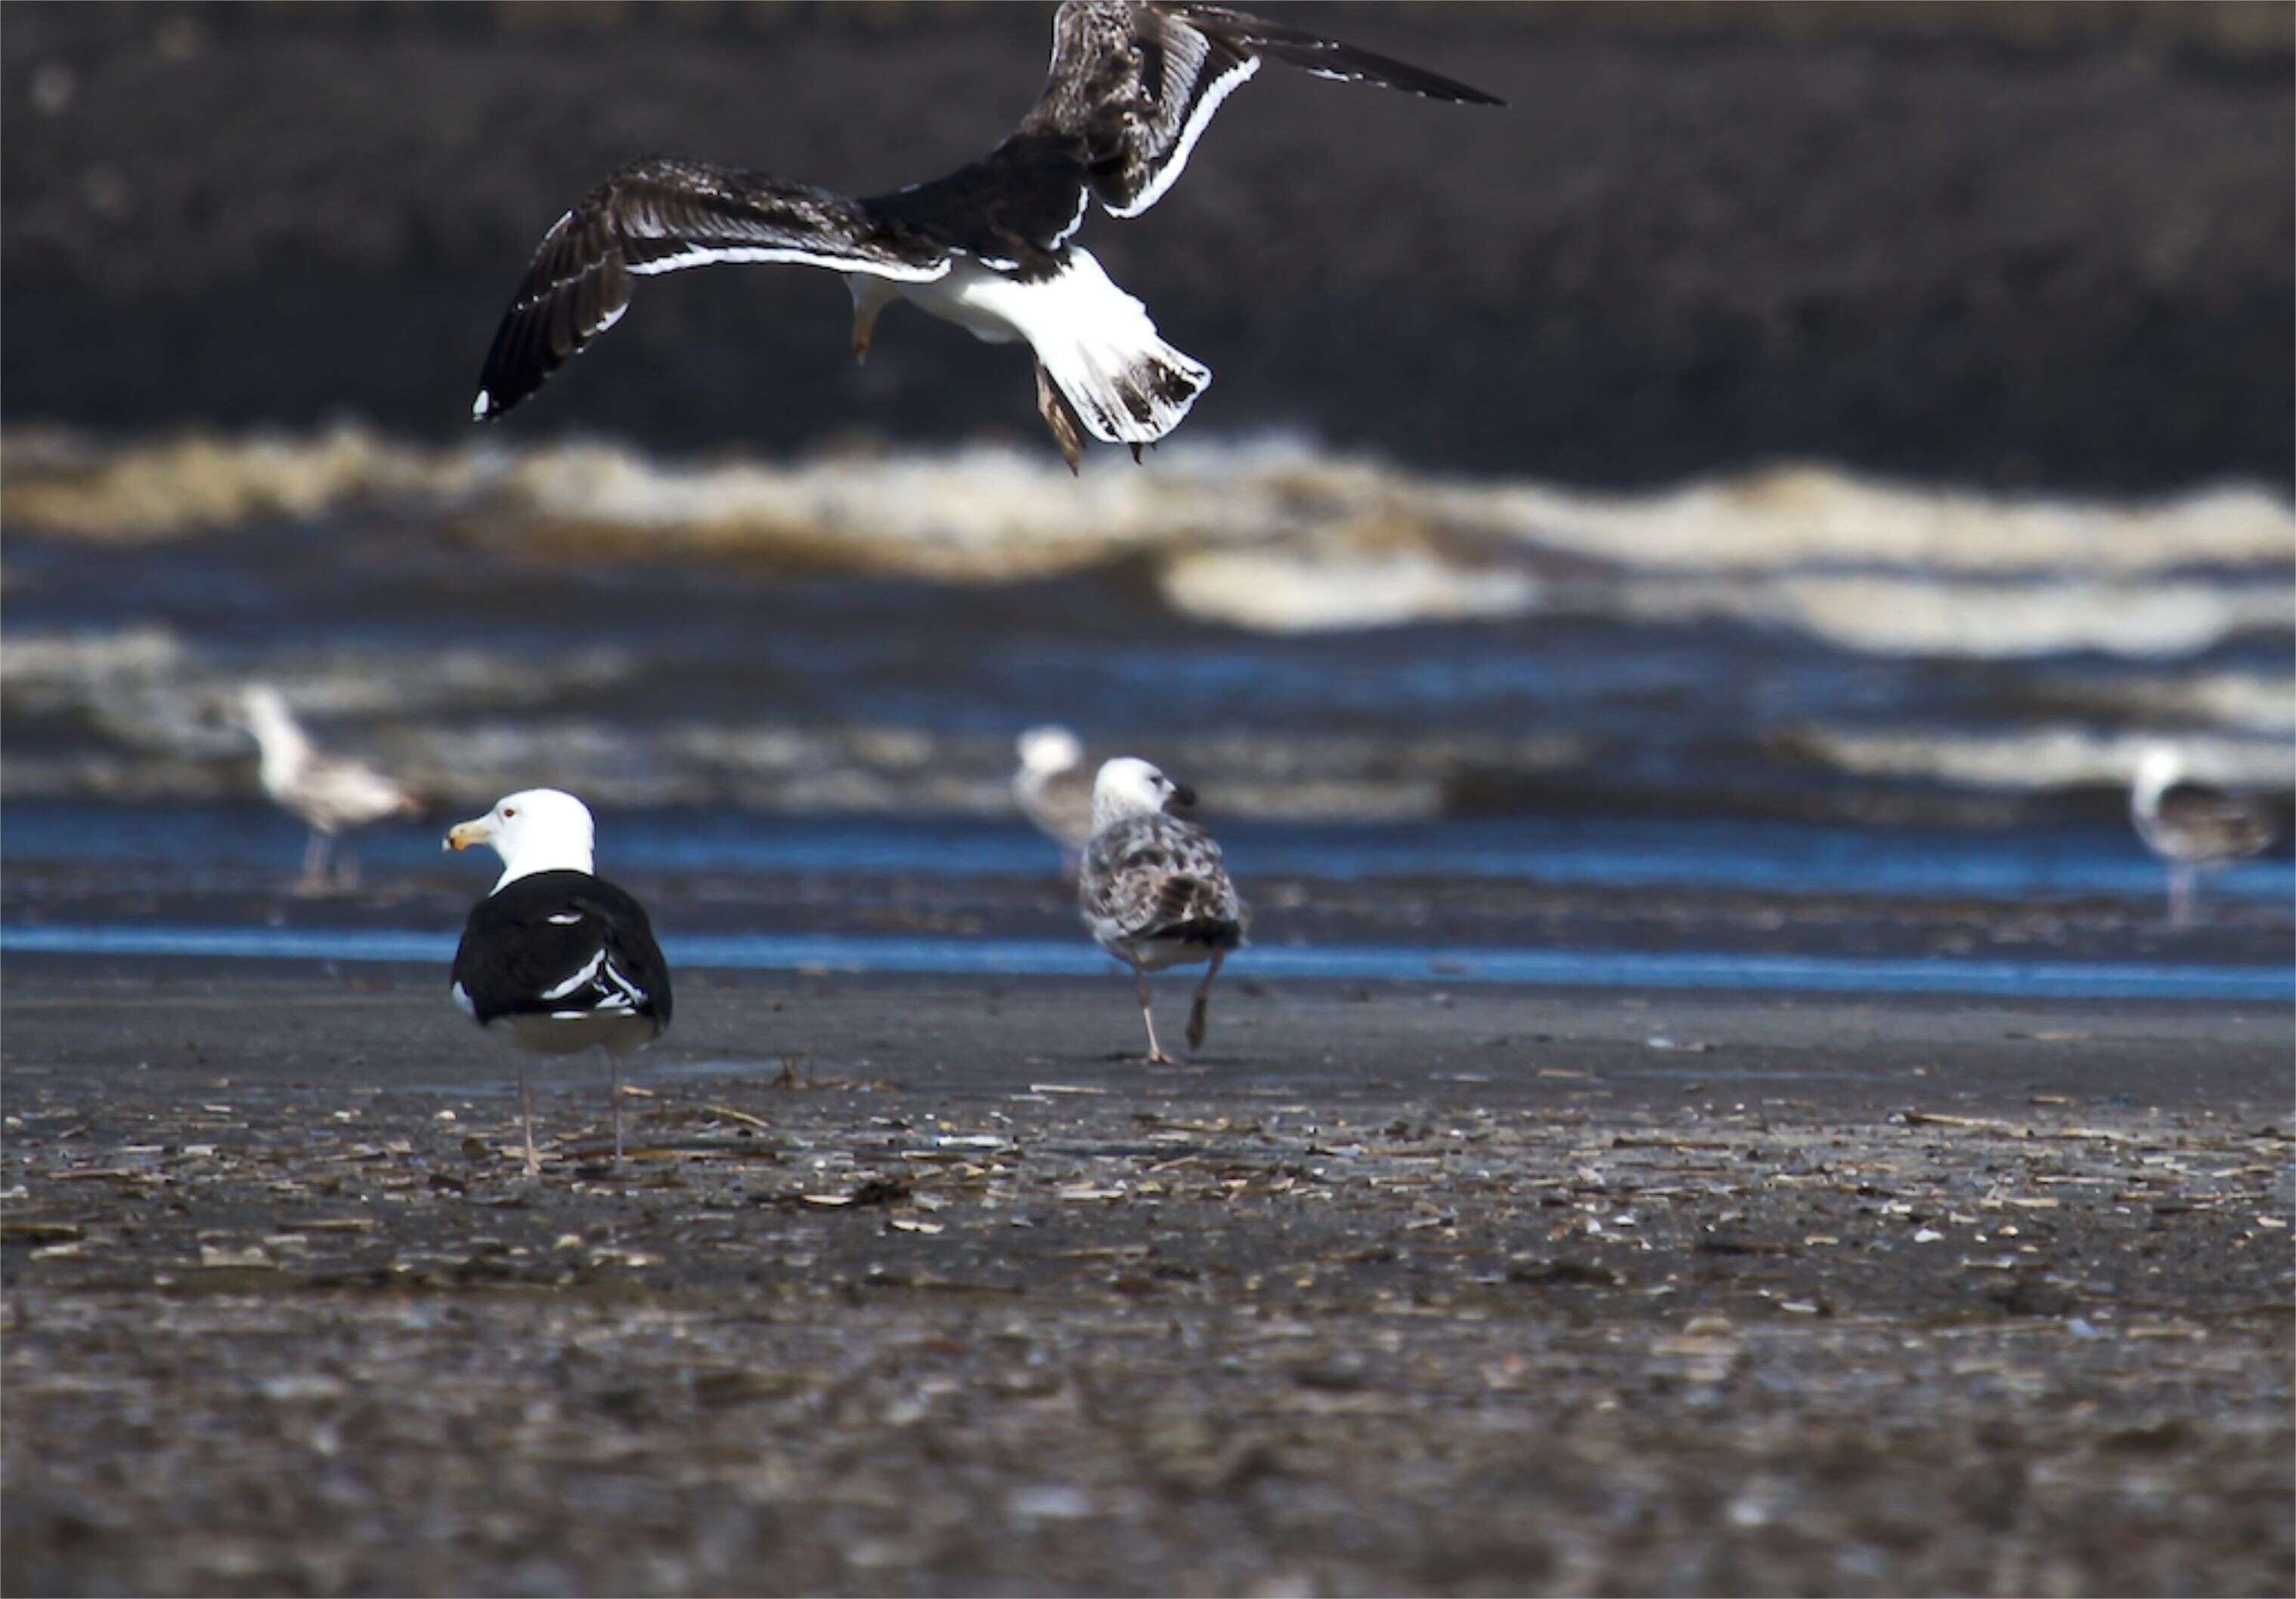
[
  {"xmin": 1091, "ymin": 925, "xmax": 1219, "ymax": 974},
  {"xmin": 853, "ymin": 250, "xmax": 1210, "ymax": 445}
]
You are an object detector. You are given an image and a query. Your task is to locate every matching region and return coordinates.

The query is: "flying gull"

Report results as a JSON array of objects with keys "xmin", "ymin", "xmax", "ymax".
[
  {"xmin": 1079, "ymin": 756, "xmax": 1244, "ymax": 1062},
  {"xmin": 448, "ymin": 788, "xmax": 673, "ymax": 1176},
  {"xmin": 2129, "ymin": 744, "xmax": 2276, "ymax": 928},
  {"xmin": 228, "ymin": 683, "xmax": 420, "ymax": 891},
  {"xmin": 1013, "ymin": 724, "xmax": 1095, "ymax": 873},
  {"xmin": 472, "ymin": 2, "xmax": 1501, "ymax": 469}
]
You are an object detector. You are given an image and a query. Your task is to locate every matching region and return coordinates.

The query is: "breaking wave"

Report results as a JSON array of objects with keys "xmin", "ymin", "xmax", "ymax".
[
  {"xmin": 5, "ymin": 425, "xmax": 2289, "ymax": 657},
  {"xmin": 5, "ymin": 425, "xmax": 2289, "ymax": 820}
]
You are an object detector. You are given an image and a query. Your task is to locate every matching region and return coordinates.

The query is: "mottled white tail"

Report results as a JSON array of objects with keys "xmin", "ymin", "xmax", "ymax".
[{"xmin": 1021, "ymin": 248, "xmax": 1210, "ymax": 445}]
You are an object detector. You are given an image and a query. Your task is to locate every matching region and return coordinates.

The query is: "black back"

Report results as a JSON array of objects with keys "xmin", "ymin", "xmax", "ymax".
[{"xmin": 451, "ymin": 869, "xmax": 672, "ymax": 1030}]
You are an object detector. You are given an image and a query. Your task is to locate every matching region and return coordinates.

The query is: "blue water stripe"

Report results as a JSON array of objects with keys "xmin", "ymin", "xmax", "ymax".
[{"xmin": 4, "ymin": 924, "xmax": 2288, "ymax": 1002}]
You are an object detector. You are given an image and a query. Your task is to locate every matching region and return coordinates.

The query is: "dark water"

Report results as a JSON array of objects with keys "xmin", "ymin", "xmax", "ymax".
[
  {"xmin": 5, "ymin": 801, "xmax": 2292, "ymax": 906},
  {"xmin": 5, "ymin": 923, "xmax": 2288, "ymax": 1002},
  {"xmin": 6, "ymin": 799, "xmax": 2290, "ymax": 1002},
  {"xmin": 5, "ymin": 436, "xmax": 2290, "ymax": 1012},
  {"xmin": 6, "ymin": 487, "xmax": 2291, "ymax": 828}
]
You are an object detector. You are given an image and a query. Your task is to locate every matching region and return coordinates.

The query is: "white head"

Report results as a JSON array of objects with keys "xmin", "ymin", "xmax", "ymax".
[
  {"xmin": 1017, "ymin": 724, "xmax": 1085, "ymax": 776},
  {"xmin": 1091, "ymin": 757, "xmax": 1196, "ymax": 832},
  {"xmin": 2134, "ymin": 742, "xmax": 2186, "ymax": 802},
  {"xmin": 231, "ymin": 681, "xmax": 302, "ymax": 741},
  {"xmin": 227, "ymin": 682, "xmax": 311, "ymax": 779},
  {"xmin": 446, "ymin": 788, "xmax": 596, "ymax": 891}
]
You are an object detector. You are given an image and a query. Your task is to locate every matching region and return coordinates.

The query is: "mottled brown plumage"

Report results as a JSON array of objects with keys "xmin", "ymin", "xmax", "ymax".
[
  {"xmin": 1079, "ymin": 757, "xmax": 1245, "ymax": 1061},
  {"xmin": 2130, "ymin": 744, "xmax": 2278, "ymax": 927}
]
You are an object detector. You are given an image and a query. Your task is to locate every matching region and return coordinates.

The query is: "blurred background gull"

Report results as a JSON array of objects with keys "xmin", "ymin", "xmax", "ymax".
[{"xmin": 2, "ymin": 0, "xmax": 2290, "ymax": 940}]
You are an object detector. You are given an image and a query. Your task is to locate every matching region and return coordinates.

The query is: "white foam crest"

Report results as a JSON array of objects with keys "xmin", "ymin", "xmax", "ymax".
[
  {"xmin": 1743, "ymin": 575, "xmax": 2293, "ymax": 660},
  {"xmin": 8, "ymin": 426, "xmax": 2290, "ymax": 641},
  {"xmin": 1444, "ymin": 465, "xmax": 2295, "ymax": 576},
  {"xmin": 2, "ymin": 423, "xmax": 486, "ymax": 540},
  {"xmin": 2079, "ymin": 670, "xmax": 2296, "ymax": 736},
  {"xmin": 0, "ymin": 624, "xmax": 184, "ymax": 686},
  {"xmin": 1157, "ymin": 549, "xmax": 1540, "ymax": 632},
  {"xmin": 1789, "ymin": 725, "xmax": 2294, "ymax": 794}
]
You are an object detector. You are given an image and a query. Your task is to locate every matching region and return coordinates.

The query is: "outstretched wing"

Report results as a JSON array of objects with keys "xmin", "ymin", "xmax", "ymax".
[
  {"xmin": 473, "ymin": 157, "xmax": 953, "ymax": 420},
  {"xmin": 1023, "ymin": 1, "xmax": 1501, "ymax": 222}
]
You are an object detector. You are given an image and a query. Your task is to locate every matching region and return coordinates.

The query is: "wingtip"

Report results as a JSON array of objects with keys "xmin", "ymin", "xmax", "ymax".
[{"xmin": 472, "ymin": 390, "xmax": 494, "ymax": 423}]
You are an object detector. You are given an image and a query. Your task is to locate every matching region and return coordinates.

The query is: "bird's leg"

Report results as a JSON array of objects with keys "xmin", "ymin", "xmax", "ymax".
[
  {"xmin": 2168, "ymin": 865, "xmax": 2196, "ymax": 929},
  {"xmin": 1135, "ymin": 965, "xmax": 1172, "ymax": 1064},
  {"xmin": 851, "ymin": 299, "xmax": 882, "ymax": 366},
  {"xmin": 518, "ymin": 1060, "xmax": 541, "ymax": 1179},
  {"xmin": 299, "ymin": 829, "xmax": 330, "ymax": 889},
  {"xmin": 608, "ymin": 1048, "xmax": 624, "ymax": 1167},
  {"xmin": 1036, "ymin": 360, "xmax": 1086, "ymax": 476},
  {"xmin": 1186, "ymin": 950, "xmax": 1225, "ymax": 1052}
]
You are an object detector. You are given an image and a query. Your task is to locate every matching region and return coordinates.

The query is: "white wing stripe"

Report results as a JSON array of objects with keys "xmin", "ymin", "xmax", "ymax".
[
  {"xmin": 626, "ymin": 245, "xmax": 950, "ymax": 281},
  {"xmin": 541, "ymin": 949, "xmax": 607, "ymax": 1001},
  {"xmin": 1105, "ymin": 55, "xmax": 1260, "ymax": 220}
]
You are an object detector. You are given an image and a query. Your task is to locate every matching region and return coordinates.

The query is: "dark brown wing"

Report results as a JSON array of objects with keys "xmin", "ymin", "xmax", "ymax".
[
  {"xmin": 2151, "ymin": 782, "xmax": 2277, "ymax": 863},
  {"xmin": 1081, "ymin": 812, "xmax": 1245, "ymax": 944},
  {"xmin": 473, "ymin": 158, "xmax": 951, "ymax": 421},
  {"xmin": 1022, "ymin": 0, "xmax": 1501, "ymax": 222}
]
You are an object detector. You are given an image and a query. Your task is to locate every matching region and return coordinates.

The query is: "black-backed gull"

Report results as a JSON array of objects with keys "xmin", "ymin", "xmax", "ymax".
[
  {"xmin": 472, "ymin": 1, "xmax": 1501, "ymax": 469},
  {"xmin": 1014, "ymin": 724, "xmax": 1095, "ymax": 873},
  {"xmin": 447, "ymin": 789, "xmax": 673, "ymax": 1176},
  {"xmin": 228, "ymin": 683, "xmax": 420, "ymax": 891},
  {"xmin": 2130, "ymin": 744, "xmax": 2276, "ymax": 928},
  {"xmin": 1078, "ymin": 756, "xmax": 1244, "ymax": 1062}
]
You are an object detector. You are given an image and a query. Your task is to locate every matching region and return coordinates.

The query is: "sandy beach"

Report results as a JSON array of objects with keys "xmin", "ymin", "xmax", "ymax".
[
  {"xmin": 6, "ymin": 956, "xmax": 2289, "ymax": 1595},
  {"xmin": 4, "ymin": 4, "xmax": 2290, "ymax": 1593}
]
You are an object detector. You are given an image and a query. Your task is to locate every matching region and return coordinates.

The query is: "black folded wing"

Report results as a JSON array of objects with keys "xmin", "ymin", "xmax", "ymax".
[{"xmin": 452, "ymin": 869, "xmax": 673, "ymax": 1030}]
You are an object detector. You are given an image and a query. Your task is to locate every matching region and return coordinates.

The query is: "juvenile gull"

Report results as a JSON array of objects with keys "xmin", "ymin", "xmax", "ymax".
[
  {"xmin": 1013, "ymin": 724, "xmax": 1095, "ymax": 873},
  {"xmin": 1078, "ymin": 757, "xmax": 1244, "ymax": 1062},
  {"xmin": 471, "ymin": 2, "xmax": 1501, "ymax": 470},
  {"xmin": 2130, "ymin": 744, "xmax": 2276, "ymax": 928},
  {"xmin": 447, "ymin": 789, "xmax": 673, "ymax": 1176},
  {"xmin": 229, "ymin": 683, "xmax": 420, "ymax": 891}
]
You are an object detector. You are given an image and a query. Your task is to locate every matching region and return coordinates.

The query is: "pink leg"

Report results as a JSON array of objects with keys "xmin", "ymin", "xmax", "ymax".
[
  {"xmin": 519, "ymin": 1061, "xmax": 541, "ymax": 1178},
  {"xmin": 1186, "ymin": 951, "xmax": 1225, "ymax": 1052},
  {"xmin": 2168, "ymin": 865, "xmax": 2197, "ymax": 929},
  {"xmin": 608, "ymin": 1049, "xmax": 625, "ymax": 1165},
  {"xmin": 1135, "ymin": 966, "xmax": 1172, "ymax": 1064}
]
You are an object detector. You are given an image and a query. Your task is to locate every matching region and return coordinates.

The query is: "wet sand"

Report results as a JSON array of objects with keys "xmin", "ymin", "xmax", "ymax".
[{"xmin": 5, "ymin": 957, "xmax": 2290, "ymax": 1595}]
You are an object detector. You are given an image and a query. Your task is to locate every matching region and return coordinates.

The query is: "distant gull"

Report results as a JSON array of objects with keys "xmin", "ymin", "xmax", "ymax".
[
  {"xmin": 1079, "ymin": 757, "xmax": 1245, "ymax": 1061},
  {"xmin": 1013, "ymin": 724, "xmax": 1095, "ymax": 873},
  {"xmin": 2130, "ymin": 744, "xmax": 2276, "ymax": 928},
  {"xmin": 228, "ymin": 683, "xmax": 420, "ymax": 891},
  {"xmin": 447, "ymin": 789, "xmax": 673, "ymax": 1176},
  {"xmin": 471, "ymin": 1, "xmax": 1500, "ymax": 470}
]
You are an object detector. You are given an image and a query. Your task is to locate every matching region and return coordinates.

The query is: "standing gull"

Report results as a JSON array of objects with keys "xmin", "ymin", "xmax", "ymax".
[
  {"xmin": 1013, "ymin": 724, "xmax": 1095, "ymax": 873},
  {"xmin": 447, "ymin": 789, "xmax": 673, "ymax": 1176},
  {"xmin": 2130, "ymin": 745, "xmax": 2276, "ymax": 928},
  {"xmin": 1079, "ymin": 757, "xmax": 1244, "ymax": 1062},
  {"xmin": 229, "ymin": 683, "xmax": 420, "ymax": 891},
  {"xmin": 472, "ymin": 2, "xmax": 1501, "ymax": 469}
]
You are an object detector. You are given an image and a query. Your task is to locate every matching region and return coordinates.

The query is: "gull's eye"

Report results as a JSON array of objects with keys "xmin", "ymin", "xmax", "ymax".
[{"xmin": 502, "ymin": 806, "xmax": 518, "ymax": 818}]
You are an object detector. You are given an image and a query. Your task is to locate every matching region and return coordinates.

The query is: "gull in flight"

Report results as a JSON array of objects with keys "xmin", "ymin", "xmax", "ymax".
[{"xmin": 472, "ymin": 2, "xmax": 1500, "ymax": 469}]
